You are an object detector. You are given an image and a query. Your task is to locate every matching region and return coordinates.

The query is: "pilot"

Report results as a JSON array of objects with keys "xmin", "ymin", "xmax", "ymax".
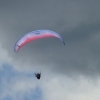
[{"xmin": 35, "ymin": 73, "xmax": 41, "ymax": 79}]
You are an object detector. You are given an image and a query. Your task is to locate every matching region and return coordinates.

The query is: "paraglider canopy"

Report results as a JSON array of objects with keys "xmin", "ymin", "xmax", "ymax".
[{"xmin": 14, "ymin": 30, "xmax": 65, "ymax": 52}]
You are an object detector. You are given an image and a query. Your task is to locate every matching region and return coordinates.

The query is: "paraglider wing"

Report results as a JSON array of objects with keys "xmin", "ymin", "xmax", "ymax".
[{"xmin": 14, "ymin": 30, "xmax": 65, "ymax": 52}]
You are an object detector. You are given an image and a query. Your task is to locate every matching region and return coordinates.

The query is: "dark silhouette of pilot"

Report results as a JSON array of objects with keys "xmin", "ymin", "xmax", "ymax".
[{"xmin": 35, "ymin": 73, "xmax": 41, "ymax": 79}]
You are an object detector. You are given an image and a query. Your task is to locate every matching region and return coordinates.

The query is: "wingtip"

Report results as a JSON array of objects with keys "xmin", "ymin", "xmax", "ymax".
[{"xmin": 63, "ymin": 41, "xmax": 65, "ymax": 45}]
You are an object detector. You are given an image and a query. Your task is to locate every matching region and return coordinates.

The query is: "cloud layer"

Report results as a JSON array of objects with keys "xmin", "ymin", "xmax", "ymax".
[{"xmin": 0, "ymin": 0, "xmax": 100, "ymax": 100}]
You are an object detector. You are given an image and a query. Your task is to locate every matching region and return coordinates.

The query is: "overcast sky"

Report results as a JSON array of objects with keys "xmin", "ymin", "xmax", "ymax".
[{"xmin": 0, "ymin": 0, "xmax": 100, "ymax": 100}]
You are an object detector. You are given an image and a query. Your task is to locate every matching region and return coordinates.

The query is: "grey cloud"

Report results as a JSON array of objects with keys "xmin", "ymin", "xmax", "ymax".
[{"xmin": 0, "ymin": 0, "xmax": 100, "ymax": 78}]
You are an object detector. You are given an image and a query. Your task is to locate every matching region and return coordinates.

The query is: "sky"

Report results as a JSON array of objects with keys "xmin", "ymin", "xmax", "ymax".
[{"xmin": 0, "ymin": 0, "xmax": 100, "ymax": 100}]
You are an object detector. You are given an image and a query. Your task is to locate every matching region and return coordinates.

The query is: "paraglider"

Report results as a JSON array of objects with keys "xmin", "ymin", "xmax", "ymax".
[
  {"xmin": 14, "ymin": 29, "xmax": 65, "ymax": 52},
  {"xmin": 14, "ymin": 29, "xmax": 65, "ymax": 80}
]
